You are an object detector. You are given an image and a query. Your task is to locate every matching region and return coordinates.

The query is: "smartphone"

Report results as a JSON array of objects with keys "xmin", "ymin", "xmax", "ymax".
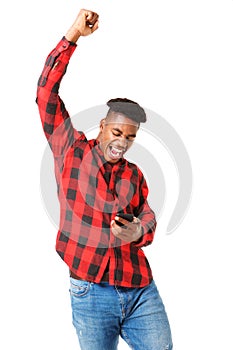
[{"xmin": 115, "ymin": 213, "xmax": 134, "ymax": 227}]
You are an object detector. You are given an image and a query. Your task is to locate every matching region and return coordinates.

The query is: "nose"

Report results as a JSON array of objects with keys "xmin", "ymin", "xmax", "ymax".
[{"xmin": 118, "ymin": 137, "xmax": 128, "ymax": 149}]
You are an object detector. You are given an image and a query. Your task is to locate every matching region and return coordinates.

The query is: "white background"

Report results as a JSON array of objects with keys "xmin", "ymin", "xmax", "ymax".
[{"xmin": 1, "ymin": 0, "xmax": 233, "ymax": 349}]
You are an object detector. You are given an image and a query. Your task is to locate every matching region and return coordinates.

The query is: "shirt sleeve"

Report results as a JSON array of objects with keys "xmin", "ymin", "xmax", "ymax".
[
  {"xmin": 36, "ymin": 37, "xmax": 83, "ymax": 159},
  {"xmin": 133, "ymin": 172, "xmax": 157, "ymax": 248}
]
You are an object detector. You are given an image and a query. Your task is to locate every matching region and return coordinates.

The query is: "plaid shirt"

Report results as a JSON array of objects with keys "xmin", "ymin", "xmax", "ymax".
[{"xmin": 36, "ymin": 37, "xmax": 157, "ymax": 287}]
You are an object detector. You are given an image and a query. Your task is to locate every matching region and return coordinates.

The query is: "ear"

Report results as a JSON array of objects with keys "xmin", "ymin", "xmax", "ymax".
[{"xmin": 99, "ymin": 118, "xmax": 106, "ymax": 131}]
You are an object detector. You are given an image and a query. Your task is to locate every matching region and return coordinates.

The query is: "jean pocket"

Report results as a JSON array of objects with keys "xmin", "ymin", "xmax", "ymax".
[{"xmin": 69, "ymin": 278, "xmax": 90, "ymax": 297}]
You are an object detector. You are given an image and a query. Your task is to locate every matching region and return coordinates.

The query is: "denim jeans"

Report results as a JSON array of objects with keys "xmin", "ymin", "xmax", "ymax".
[{"xmin": 69, "ymin": 278, "xmax": 173, "ymax": 350}]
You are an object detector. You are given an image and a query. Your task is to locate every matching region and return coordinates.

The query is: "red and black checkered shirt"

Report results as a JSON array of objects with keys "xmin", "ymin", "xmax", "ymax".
[{"xmin": 36, "ymin": 37, "xmax": 157, "ymax": 287}]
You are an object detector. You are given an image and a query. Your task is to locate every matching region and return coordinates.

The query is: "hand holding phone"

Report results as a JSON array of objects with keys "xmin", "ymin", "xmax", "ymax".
[
  {"xmin": 111, "ymin": 213, "xmax": 142, "ymax": 243},
  {"xmin": 114, "ymin": 213, "xmax": 134, "ymax": 227}
]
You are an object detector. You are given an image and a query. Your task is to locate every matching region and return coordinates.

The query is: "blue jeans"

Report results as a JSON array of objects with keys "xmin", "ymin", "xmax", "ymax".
[{"xmin": 69, "ymin": 278, "xmax": 173, "ymax": 350}]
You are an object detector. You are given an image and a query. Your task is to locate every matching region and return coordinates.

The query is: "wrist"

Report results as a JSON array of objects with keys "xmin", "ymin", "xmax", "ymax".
[
  {"xmin": 65, "ymin": 26, "xmax": 82, "ymax": 43},
  {"xmin": 133, "ymin": 227, "xmax": 143, "ymax": 243}
]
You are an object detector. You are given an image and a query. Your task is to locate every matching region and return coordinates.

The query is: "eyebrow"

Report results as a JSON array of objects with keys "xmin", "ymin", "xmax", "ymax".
[{"xmin": 112, "ymin": 128, "xmax": 137, "ymax": 138}]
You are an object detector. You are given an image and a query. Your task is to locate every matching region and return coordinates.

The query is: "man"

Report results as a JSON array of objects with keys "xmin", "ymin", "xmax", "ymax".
[{"xmin": 36, "ymin": 9, "xmax": 173, "ymax": 350}]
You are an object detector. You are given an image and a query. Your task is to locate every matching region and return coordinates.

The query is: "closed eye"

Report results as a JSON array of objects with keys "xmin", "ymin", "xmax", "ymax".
[
  {"xmin": 127, "ymin": 136, "xmax": 136, "ymax": 141},
  {"xmin": 112, "ymin": 131, "xmax": 121, "ymax": 137},
  {"xmin": 112, "ymin": 128, "xmax": 136, "ymax": 140}
]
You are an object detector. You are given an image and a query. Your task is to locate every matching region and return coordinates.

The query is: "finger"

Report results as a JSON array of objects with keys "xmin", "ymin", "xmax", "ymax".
[
  {"xmin": 112, "ymin": 227, "xmax": 122, "ymax": 238},
  {"xmin": 111, "ymin": 219, "xmax": 117, "ymax": 228},
  {"xmin": 90, "ymin": 20, "xmax": 99, "ymax": 33},
  {"xmin": 132, "ymin": 216, "xmax": 140, "ymax": 224},
  {"xmin": 112, "ymin": 230, "xmax": 131, "ymax": 242},
  {"xmin": 90, "ymin": 13, "xmax": 99, "ymax": 24},
  {"xmin": 86, "ymin": 11, "xmax": 98, "ymax": 24},
  {"xmin": 114, "ymin": 223, "xmax": 133, "ymax": 236},
  {"xmin": 111, "ymin": 220, "xmax": 122, "ymax": 232},
  {"xmin": 111, "ymin": 222, "xmax": 130, "ymax": 240},
  {"xmin": 86, "ymin": 10, "xmax": 94, "ymax": 21}
]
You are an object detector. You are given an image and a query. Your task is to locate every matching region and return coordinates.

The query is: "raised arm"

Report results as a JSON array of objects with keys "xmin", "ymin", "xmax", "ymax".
[{"xmin": 36, "ymin": 9, "xmax": 99, "ymax": 158}]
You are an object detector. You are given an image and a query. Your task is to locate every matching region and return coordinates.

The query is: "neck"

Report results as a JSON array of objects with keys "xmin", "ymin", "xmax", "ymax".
[{"xmin": 96, "ymin": 131, "xmax": 101, "ymax": 141}]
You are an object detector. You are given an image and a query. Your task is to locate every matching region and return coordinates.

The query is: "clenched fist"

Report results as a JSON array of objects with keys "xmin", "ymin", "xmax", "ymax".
[{"xmin": 65, "ymin": 9, "xmax": 99, "ymax": 43}]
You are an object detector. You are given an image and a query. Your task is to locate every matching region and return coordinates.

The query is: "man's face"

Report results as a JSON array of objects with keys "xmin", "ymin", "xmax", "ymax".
[{"xmin": 97, "ymin": 112, "xmax": 139, "ymax": 163}]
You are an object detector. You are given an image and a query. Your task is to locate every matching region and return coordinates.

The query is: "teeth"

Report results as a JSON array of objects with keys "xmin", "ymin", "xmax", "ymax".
[
  {"xmin": 112, "ymin": 146, "xmax": 121, "ymax": 155},
  {"xmin": 109, "ymin": 145, "xmax": 124, "ymax": 158}
]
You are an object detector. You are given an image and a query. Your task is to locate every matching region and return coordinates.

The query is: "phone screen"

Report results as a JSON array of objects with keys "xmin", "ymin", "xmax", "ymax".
[{"xmin": 115, "ymin": 213, "xmax": 134, "ymax": 227}]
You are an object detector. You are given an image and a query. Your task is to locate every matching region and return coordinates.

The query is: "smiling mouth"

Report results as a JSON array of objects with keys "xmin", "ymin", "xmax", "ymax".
[{"xmin": 108, "ymin": 145, "xmax": 126, "ymax": 160}]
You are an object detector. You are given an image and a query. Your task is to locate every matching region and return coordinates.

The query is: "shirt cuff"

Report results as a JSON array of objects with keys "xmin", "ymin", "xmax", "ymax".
[
  {"xmin": 132, "ymin": 227, "xmax": 147, "ymax": 248},
  {"xmin": 55, "ymin": 36, "xmax": 77, "ymax": 53}
]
